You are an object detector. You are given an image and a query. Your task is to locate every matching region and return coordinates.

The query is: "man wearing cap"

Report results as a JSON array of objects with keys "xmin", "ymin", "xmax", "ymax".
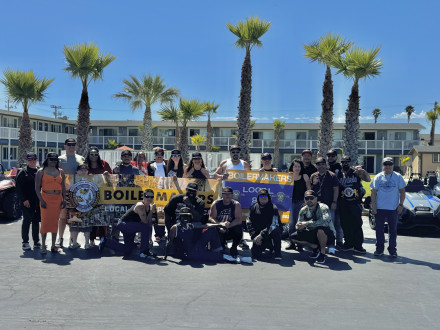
[
  {"xmin": 164, "ymin": 182, "xmax": 205, "ymax": 233},
  {"xmin": 16, "ymin": 153, "xmax": 41, "ymax": 250},
  {"xmin": 309, "ymin": 157, "xmax": 341, "ymax": 253},
  {"xmin": 214, "ymin": 145, "xmax": 251, "ymax": 180},
  {"xmin": 327, "ymin": 149, "xmax": 342, "ymax": 175},
  {"xmin": 113, "ymin": 150, "xmax": 142, "ymax": 175},
  {"xmin": 301, "ymin": 150, "xmax": 317, "ymax": 178},
  {"xmin": 290, "ymin": 190, "xmax": 336, "ymax": 264},
  {"xmin": 336, "ymin": 155, "xmax": 370, "ymax": 253},
  {"xmin": 147, "ymin": 148, "xmax": 168, "ymax": 177},
  {"xmin": 57, "ymin": 138, "xmax": 84, "ymax": 247},
  {"xmin": 260, "ymin": 153, "xmax": 277, "ymax": 172},
  {"xmin": 208, "ymin": 186, "xmax": 244, "ymax": 258},
  {"xmin": 370, "ymin": 157, "xmax": 406, "ymax": 257},
  {"xmin": 247, "ymin": 188, "xmax": 283, "ymax": 260}
]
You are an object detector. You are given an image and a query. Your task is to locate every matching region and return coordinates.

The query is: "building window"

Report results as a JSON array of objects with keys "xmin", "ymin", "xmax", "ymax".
[
  {"xmin": 64, "ymin": 126, "xmax": 69, "ymax": 133},
  {"xmin": 296, "ymin": 132, "xmax": 307, "ymax": 140},
  {"xmin": 44, "ymin": 123, "xmax": 48, "ymax": 131},
  {"xmin": 128, "ymin": 128, "xmax": 138, "ymax": 136},
  {"xmin": 394, "ymin": 132, "xmax": 406, "ymax": 140},
  {"xmin": 38, "ymin": 122, "xmax": 43, "ymax": 131},
  {"xmin": 253, "ymin": 132, "xmax": 262, "ymax": 139},
  {"xmin": 99, "ymin": 128, "xmax": 117, "ymax": 136},
  {"xmin": 433, "ymin": 154, "xmax": 440, "ymax": 163},
  {"xmin": 32, "ymin": 122, "xmax": 37, "ymax": 130},
  {"xmin": 2, "ymin": 147, "xmax": 17, "ymax": 160},
  {"xmin": 189, "ymin": 129, "xmax": 200, "ymax": 137}
]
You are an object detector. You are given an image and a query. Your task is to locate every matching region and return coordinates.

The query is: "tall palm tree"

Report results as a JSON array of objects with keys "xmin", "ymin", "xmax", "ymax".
[
  {"xmin": 332, "ymin": 47, "xmax": 382, "ymax": 165},
  {"xmin": 204, "ymin": 102, "xmax": 220, "ymax": 152},
  {"xmin": 63, "ymin": 43, "xmax": 115, "ymax": 156},
  {"xmin": 427, "ymin": 102, "xmax": 440, "ymax": 146},
  {"xmin": 178, "ymin": 99, "xmax": 206, "ymax": 162},
  {"xmin": 1, "ymin": 69, "xmax": 54, "ymax": 164},
  {"xmin": 158, "ymin": 103, "xmax": 181, "ymax": 148},
  {"xmin": 273, "ymin": 120, "xmax": 285, "ymax": 169},
  {"xmin": 405, "ymin": 105, "xmax": 415, "ymax": 123},
  {"xmin": 226, "ymin": 16, "xmax": 271, "ymax": 162},
  {"xmin": 304, "ymin": 33, "xmax": 352, "ymax": 157},
  {"xmin": 114, "ymin": 74, "xmax": 179, "ymax": 151},
  {"xmin": 372, "ymin": 108, "xmax": 381, "ymax": 123}
]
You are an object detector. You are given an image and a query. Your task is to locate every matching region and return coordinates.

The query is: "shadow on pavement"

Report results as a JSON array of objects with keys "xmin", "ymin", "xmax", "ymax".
[{"xmin": 20, "ymin": 248, "xmax": 74, "ymax": 266}]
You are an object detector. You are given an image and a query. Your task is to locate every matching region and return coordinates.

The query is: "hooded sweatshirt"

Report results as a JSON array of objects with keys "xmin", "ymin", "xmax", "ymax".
[{"xmin": 247, "ymin": 193, "xmax": 282, "ymax": 239}]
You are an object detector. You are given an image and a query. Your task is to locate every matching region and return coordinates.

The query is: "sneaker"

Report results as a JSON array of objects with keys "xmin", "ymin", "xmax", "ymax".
[
  {"xmin": 328, "ymin": 247, "xmax": 335, "ymax": 255},
  {"xmin": 229, "ymin": 246, "xmax": 238, "ymax": 258},
  {"xmin": 310, "ymin": 248, "xmax": 320, "ymax": 259},
  {"xmin": 239, "ymin": 239, "xmax": 249, "ymax": 250},
  {"xmin": 223, "ymin": 254, "xmax": 239, "ymax": 263},
  {"xmin": 98, "ymin": 237, "xmax": 107, "ymax": 254},
  {"xmin": 342, "ymin": 244, "xmax": 354, "ymax": 251},
  {"xmin": 336, "ymin": 241, "xmax": 344, "ymax": 250},
  {"xmin": 68, "ymin": 242, "xmax": 81, "ymax": 250},
  {"xmin": 34, "ymin": 242, "xmax": 41, "ymax": 249},
  {"xmin": 316, "ymin": 253, "xmax": 326, "ymax": 264},
  {"xmin": 84, "ymin": 243, "xmax": 91, "ymax": 249},
  {"xmin": 274, "ymin": 253, "xmax": 282, "ymax": 260},
  {"xmin": 22, "ymin": 242, "xmax": 31, "ymax": 250},
  {"xmin": 354, "ymin": 247, "xmax": 367, "ymax": 254},
  {"xmin": 374, "ymin": 250, "xmax": 384, "ymax": 256},
  {"xmin": 238, "ymin": 256, "xmax": 253, "ymax": 264},
  {"xmin": 390, "ymin": 251, "xmax": 398, "ymax": 258},
  {"xmin": 139, "ymin": 250, "xmax": 156, "ymax": 259}
]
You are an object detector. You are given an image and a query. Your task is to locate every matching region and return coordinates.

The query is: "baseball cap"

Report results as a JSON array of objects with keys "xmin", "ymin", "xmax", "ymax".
[
  {"xmin": 304, "ymin": 190, "xmax": 318, "ymax": 198},
  {"xmin": 121, "ymin": 150, "xmax": 132, "ymax": 157},
  {"xmin": 192, "ymin": 152, "xmax": 202, "ymax": 159},
  {"xmin": 27, "ymin": 153, "xmax": 37, "ymax": 159},
  {"xmin": 326, "ymin": 149, "xmax": 337, "ymax": 156},
  {"xmin": 261, "ymin": 153, "xmax": 272, "ymax": 160},
  {"xmin": 171, "ymin": 149, "xmax": 181, "ymax": 155},
  {"xmin": 77, "ymin": 164, "xmax": 88, "ymax": 171},
  {"xmin": 64, "ymin": 138, "xmax": 76, "ymax": 145},
  {"xmin": 382, "ymin": 157, "xmax": 394, "ymax": 164},
  {"xmin": 186, "ymin": 182, "xmax": 198, "ymax": 191},
  {"xmin": 230, "ymin": 145, "xmax": 241, "ymax": 152},
  {"xmin": 154, "ymin": 148, "xmax": 165, "ymax": 155},
  {"xmin": 179, "ymin": 206, "xmax": 192, "ymax": 216},
  {"xmin": 222, "ymin": 187, "xmax": 233, "ymax": 194},
  {"xmin": 315, "ymin": 157, "xmax": 326, "ymax": 164},
  {"xmin": 302, "ymin": 150, "xmax": 312, "ymax": 156},
  {"xmin": 341, "ymin": 155, "xmax": 351, "ymax": 162}
]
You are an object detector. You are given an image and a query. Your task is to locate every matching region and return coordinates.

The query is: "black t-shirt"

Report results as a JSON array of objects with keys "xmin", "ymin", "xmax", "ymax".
[
  {"xmin": 164, "ymin": 193, "xmax": 205, "ymax": 223},
  {"xmin": 329, "ymin": 162, "xmax": 342, "ymax": 176},
  {"xmin": 213, "ymin": 200, "xmax": 236, "ymax": 223},
  {"xmin": 248, "ymin": 203, "xmax": 282, "ymax": 239},
  {"xmin": 302, "ymin": 164, "xmax": 317, "ymax": 177},
  {"xmin": 310, "ymin": 171, "xmax": 339, "ymax": 207},
  {"xmin": 337, "ymin": 168, "xmax": 362, "ymax": 203},
  {"xmin": 119, "ymin": 204, "xmax": 157, "ymax": 224}
]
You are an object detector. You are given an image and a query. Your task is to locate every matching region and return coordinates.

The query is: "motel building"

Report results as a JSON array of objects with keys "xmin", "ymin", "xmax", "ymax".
[{"xmin": 0, "ymin": 108, "xmax": 424, "ymax": 173}]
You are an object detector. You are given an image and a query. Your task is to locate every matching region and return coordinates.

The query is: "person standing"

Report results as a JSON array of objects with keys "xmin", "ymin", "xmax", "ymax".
[
  {"xmin": 370, "ymin": 157, "xmax": 406, "ymax": 258},
  {"xmin": 260, "ymin": 153, "xmax": 277, "ymax": 172},
  {"xmin": 166, "ymin": 149, "xmax": 185, "ymax": 178},
  {"xmin": 336, "ymin": 155, "xmax": 370, "ymax": 254},
  {"xmin": 131, "ymin": 152, "xmax": 148, "ymax": 175},
  {"xmin": 86, "ymin": 147, "xmax": 112, "ymax": 174},
  {"xmin": 301, "ymin": 150, "xmax": 317, "ymax": 178},
  {"xmin": 214, "ymin": 145, "xmax": 251, "ymax": 180},
  {"xmin": 183, "ymin": 152, "xmax": 210, "ymax": 179},
  {"xmin": 57, "ymin": 138, "xmax": 84, "ymax": 247},
  {"xmin": 16, "ymin": 153, "xmax": 41, "ymax": 250},
  {"xmin": 113, "ymin": 150, "xmax": 142, "ymax": 175},
  {"xmin": 327, "ymin": 149, "xmax": 342, "ymax": 175},
  {"xmin": 35, "ymin": 153, "xmax": 66, "ymax": 254}
]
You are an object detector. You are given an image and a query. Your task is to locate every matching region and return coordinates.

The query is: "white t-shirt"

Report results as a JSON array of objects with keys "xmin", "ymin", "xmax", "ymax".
[
  {"xmin": 154, "ymin": 162, "xmax": 166, "ymax": 177},
  {"xmin": 370, "ymin": 171, "xmax": 406, "ymax": 210},
  {"xmin": 225, "ymin": 159, "xmax": 245, "ymax": 170}
]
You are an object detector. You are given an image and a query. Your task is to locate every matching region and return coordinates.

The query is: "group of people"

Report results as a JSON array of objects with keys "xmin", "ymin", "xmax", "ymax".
[{"xmin": 16, "ymin": 139, "xmax": 406, "ymax": 264}]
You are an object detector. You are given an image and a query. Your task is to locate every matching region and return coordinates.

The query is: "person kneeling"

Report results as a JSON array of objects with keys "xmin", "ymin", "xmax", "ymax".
[
  {"xmin": 99, "ymin": 189, "xmax": 156, "ymax": 259},
  {"xmin": 166, "ymin": 207, "xmax": 252, "ymax": 264},
  {"xmin": 248, "ymin": 189, "xmax": 283, "ymax": 260},
  {"xmin": 290, "ymin": 190, "xmax": 336, "ymax": 264}
]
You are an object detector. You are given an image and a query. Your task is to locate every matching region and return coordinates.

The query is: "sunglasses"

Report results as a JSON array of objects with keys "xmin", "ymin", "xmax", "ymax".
[
  {"xmin": 144, "ymin": 195, "xmax": 154, "ymax": 199},
  {"xmin": 327, "ymin": 154, "xmax": 336, "ymax": 157},
  {"xmin": 89, "ymin": 153, "xmax": 99, "ymax": 156},
  {"xmin": 122, "ymin": 154, "xmax": 132, "ymax": 157},
  {"xmin": 66, "ymin": 143, "xmax": 76, "ymax": 146},
  {"xmin": 78, "ymin": 167, "xmax": 88, "ymax": 171},
  {"xmin": 171, "ymin": 154, "xmax": 181, "ymax": 157},
  {"xmin": 259, "ymin": 194, "xmax": 268, "ymax": 198},
  {"xmin": 383, "ymin": 162, "xmax": 393, "ymax": 166},
  {"xmin": 231, "ymin": 151, "xmax": 240, "ymax": 154},
  {"xmin": 155, "ymin": 153, "xmax": 164, "ymax": 156},
  {"xmin": 27, "ymin": 158, "xmax": 37, "ymax": 161},
  {"xmin": 305, "ymin": 196, "xmax": 316, "ymax": 201},
  {"xmin": 48, "ymin": 158, "xmax": 58, "ymax": 161}
]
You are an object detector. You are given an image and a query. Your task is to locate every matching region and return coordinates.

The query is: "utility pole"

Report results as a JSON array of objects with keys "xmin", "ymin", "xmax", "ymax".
[
  {"xmin": 51, "ymin": 105, "xmax": 62, "ymax": 118},
  {"xmin": 5, "ymin": 99, "xmax": 16, "ymax": 111}
]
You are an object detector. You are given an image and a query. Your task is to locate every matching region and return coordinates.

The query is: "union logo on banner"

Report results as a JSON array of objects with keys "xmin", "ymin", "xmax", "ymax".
[{"xmin": 69, "ymin": 178, "xmax": 100, "ymax": 212}]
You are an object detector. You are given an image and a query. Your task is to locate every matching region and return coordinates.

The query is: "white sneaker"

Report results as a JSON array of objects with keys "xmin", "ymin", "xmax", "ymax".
[
  {"xmin": 223, "ymin": 254, "xmax": 239, "ymax": 263},
  {"xmin": 238, "ymin": 256, "xmax": 253, "ymax": 264},
  {"xmin": 22, "ymin": 243, "xmax": 31, "ymax": 250},
  {"xmin": 328, "ymin": 247, "xmax": 335, "ymax": 255}
]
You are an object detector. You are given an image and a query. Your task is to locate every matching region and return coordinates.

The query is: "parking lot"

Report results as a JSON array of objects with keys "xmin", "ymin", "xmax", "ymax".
[{"xmin": 0, "ymin": 216, "xmax": 439, "ymax": 329}]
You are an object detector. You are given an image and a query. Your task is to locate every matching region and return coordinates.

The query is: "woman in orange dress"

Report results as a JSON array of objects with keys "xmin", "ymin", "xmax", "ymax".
[{"xmin": 35, "ymin": 153, "xmax": 66, "ymax": 254}]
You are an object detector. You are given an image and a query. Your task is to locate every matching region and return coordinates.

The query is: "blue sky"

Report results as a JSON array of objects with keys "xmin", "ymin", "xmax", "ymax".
[{"xmin": 1, "ymin": 0, "xmax": 439, "ymax": 133}]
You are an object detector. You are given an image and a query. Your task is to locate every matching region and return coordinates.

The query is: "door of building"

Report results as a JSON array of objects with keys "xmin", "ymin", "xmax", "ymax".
[{"xmin": 363, "ymin": 156, "xmax": 375, "ymax": 173}]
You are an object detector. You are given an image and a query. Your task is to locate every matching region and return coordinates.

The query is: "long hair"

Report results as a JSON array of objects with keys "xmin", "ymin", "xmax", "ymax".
[
  {"xmin": 134, "ymin": 152, "xmax": 146, "ymax": 165},
  {"xmin": 186, "ymin": 157, "xmax": 206, "ymax": 172},
  {"xmin": 85, "ymin": 147, "xmax": 104, "ymax": 169},
  {"xmin": 288, "ymin": 158, "xmax": 304, "ymax": 173},
  {"xmin": 167, "ymin": 154, "xmax": 184, "ymax": 173},
  {"xmin": 42, "ymin": 158, "xmax": 59, "ymax": 169}
]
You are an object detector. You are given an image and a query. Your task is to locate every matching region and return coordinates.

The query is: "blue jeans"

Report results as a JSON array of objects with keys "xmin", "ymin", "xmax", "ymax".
[
  {"xmin": 331, "ymin": 209, "xmax": 344, "ymax": 243},
  {"xmin": 106, "ymin": 222, "xmax": 152, "ymax": 255},
  {"xmin": 289, "ymin": 200, "xmax": 304, "ymax": 235},
  {"xmin": 375, "ymin": 209, "xmax": 398, "ymax": 254}
]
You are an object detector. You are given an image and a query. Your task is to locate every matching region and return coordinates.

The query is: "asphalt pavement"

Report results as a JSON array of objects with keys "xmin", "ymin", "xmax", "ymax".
[{"xmin": 0, "ymin": 217, "xmax": 439, "ymax": 329}]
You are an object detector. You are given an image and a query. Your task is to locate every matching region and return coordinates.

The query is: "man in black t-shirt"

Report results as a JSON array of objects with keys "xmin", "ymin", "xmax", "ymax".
[
  {"xmin": 327, "ymin": 149, "xmax": 342, "ymax": 175},
  {"xmin": 301, "ymin": 150, "xmax": 317, "ymax": 177},
  {"xmin": 336, "ymin": 156, "xmax": 370, "ymax": 254},
  {"xmin": 260, "ymin": 153, "xmax": 277, "ymax": 172}
]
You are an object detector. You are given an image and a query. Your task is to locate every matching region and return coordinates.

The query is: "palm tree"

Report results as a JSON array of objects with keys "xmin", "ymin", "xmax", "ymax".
[
  {"xmin": 190, "ymin": 134, "xmax": 206, "ymax": 151},
  {"xmin": 226, "ymin": 16, "xmax": 271, "ymax": 162},
  {"xmin": 304, "ymin": 33, "xmax": 352, "ymax": 157},
  {"xmin": 114, "ymin": 74, "xmax": 179, "ymax": 151},
  {"xmin": 332, "ymin": 47, "xmax": 382, "ymax": 164},
  {"xmin": 405, "ymin": 105, "xmax": 415, "ymax": 123},
  {"xmin": 204, "ymin": 102, "xmax": 220, "ymax": 152},
  {"xmin": 273, "ymin": 120, "xmax": 285, "ymax": 169},
  {"xmin": 1, "ymin": 69, "xmax": 54, "ymax": 164},
  {"xmin": 63, "ymin": 43, "xmax": 115, "ymax": 156},
  {"xmin": 158, "ymin": 103, "xmax": 181, "ymax": 148},
  {"xmin": 178, "ymin": 99, "xmax": 206, "ymax": 162},
  {"xmin": 427, "ymin": 102, "xmax": 440, "ymax": 146},
  {"xmin": 372, "ymin": 108, "xmax": 381, "ymax": 123}
]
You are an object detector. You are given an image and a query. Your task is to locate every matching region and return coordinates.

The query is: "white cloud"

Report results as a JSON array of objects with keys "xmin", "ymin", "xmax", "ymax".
[
  {"xmin": 212, "ymin": 116, "xmax": 236, "ymax": 120},
  {"xmin": 392, "ymin": 111, "xmax": 426, "ymax": 119},
  {"xmin": 360, "ymin": 115, "xmax": 374, "ymax": 120}
]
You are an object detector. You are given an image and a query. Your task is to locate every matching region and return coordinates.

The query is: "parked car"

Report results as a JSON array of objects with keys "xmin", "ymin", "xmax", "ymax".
[
  {"xmin": 0, "ymin": 164, "xmax": 22, "ymax": 219},
  {"xmin": 365, "ymin": 175, "xmax": 440, "ymax": 231}
]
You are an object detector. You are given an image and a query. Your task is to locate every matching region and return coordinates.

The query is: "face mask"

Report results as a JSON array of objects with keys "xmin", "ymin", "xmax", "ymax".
[{"xmin": 342, "ymin": 164, "xmax": 350, "ymax": 171}]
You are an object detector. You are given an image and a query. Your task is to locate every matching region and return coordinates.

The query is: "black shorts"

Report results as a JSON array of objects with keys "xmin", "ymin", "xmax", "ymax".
[{"xmin": 292, "ymin": 226, "xmax": 335, "ymax": 246}]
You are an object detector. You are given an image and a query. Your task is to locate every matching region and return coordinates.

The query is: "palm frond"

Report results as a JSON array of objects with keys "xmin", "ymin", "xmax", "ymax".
[
  {"xmin": 332, "ymin": 46, "xmax": 382, "ymax": 81},
  {"xmin": 226, "ymin": 16, "xmax": 271, "ymax": 49},
  {"xmin": 304, "ymin": 33, "xmax": 353, "ymax": 66},
  {"xmin": 179, "ymin": 98, "xmax": 206, "ymax": 124}
]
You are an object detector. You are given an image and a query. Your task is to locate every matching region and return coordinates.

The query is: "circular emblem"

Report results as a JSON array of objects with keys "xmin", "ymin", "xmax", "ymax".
[
  {"xmin": 69, "ymin": 179, "xmax": 100, "ymax": 212},
  {"xmin": 343, "ymin": 187, "xmax": 354, "ymax": 198},
  {"xmin": 232, "ymin": 189, "xmax": 241, "ymax": 201},
  {"xmin": 276, "ymin": 192, "xmax": 287, "ymax": 203}
]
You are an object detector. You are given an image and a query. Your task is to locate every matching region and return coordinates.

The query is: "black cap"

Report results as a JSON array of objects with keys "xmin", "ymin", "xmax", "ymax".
[
  {"xmin": 192, "ymin": 152, "xmax": 202, "ymax": 159},
  {"xmin": 154, "ymin": 148, "xmax": 165, "ymax": 154},
  {"xmin": 46, "ymin": 152, "xmax": 58, "ymax": 159},
  {"xmin": 64, "ymin": 138, "xmax": 76, "ymax": 144},
  {"xmin": 121, "ymin": 150, "xmax": 132, "ymax": 157},
  {"xmin": 230, "ymin": 145, "xmax": 241, "ymax": 152},
  {"xmin": 302, "ymin": 149, "xmax": 312, "ymax": 156},
  {"xmin": 304, "ymin": 190, "xmax": 318, "ymax": 198},
  {"xmin": 222, "ymin": 187, "xmax": 233, "ymax": 194},
  {"xmin": 261, "ymin": 153, "xmax": 272, "ymax": 160},
  {"xmin": 186, "ymin": 182, "xmax": 198, "ymax": 191},
  {"xmin": 315, "ymin": 157, "xmax": 326, "ymax": 164},
  {"xmin": 171, "ymin": 149, "xmax": 181, "ymax": 155},
  {"xmin": 258, "ymin": 188, "xmax": 269, "ymax": 196},
  {"xmin": 326, "ymin": 149, "xmax": 337, "ymax": 156},
  {"xmin": 26, "ymin": 153, "xmax": 37, "ymax": 159},
  {"xmin": 341, "ymin": 155, "xmax": 351, "ymax": 162},
  {"xmin": 179, "ymin": 206, "xmax": 192, "ymax": 215}
]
